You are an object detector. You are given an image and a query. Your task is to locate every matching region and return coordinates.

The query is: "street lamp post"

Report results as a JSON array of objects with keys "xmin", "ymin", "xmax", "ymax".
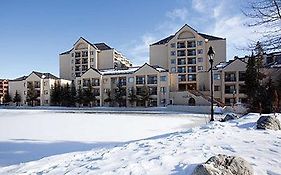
[{"xmin": 208, "ymin": 46, "xmax": 215, "ymax": 122}]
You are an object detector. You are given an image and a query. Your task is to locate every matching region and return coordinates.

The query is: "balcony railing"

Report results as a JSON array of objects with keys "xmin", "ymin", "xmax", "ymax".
[{"xmin": 225, "ymin": 77, "xmax": 236, "ymax": 82}]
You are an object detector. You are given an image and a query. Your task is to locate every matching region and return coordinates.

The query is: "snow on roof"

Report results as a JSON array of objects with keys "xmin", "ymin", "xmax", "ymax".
[{"xmin": 99, "ymin": 67, "xmax": 140, "ymax": 75}]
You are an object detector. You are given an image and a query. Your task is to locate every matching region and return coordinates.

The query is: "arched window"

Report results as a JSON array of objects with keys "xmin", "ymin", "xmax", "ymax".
[{"xmin": 188, "ymin": 97, "xmax": 196, "ymax": 106}]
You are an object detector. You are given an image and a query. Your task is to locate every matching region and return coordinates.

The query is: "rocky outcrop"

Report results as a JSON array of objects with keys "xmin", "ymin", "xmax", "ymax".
[
  {"xmin": 257, "ymin": 116, "xmax": 281, "ymax": 130},
  {"xmin": 192, "ymin": 154, "xmax": 253, "ymax": 175}
]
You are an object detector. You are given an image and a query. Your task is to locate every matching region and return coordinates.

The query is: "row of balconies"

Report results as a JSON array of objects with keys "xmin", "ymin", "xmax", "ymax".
[{"xmin": 178, "ymin": 74, "xmax": 197, "ymax": 82}]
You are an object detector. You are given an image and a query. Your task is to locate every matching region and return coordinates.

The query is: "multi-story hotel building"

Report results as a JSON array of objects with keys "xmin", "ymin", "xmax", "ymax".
[
  {"xmin": 150, "ymin": 24, "xmax": 226, "ymax": 93},
  {"xmin": 0, "ymin": 79, "xmax": 9, "ymax": 104},
  {"xmin": 76, "ymin": 63, "xmax": 170, "ymax": 107},
  {"xmin": 60, "ymin": 37, "xmax": 132, "ymax": 81},
  {"xmin": 9, "ymin": 71, "xmax": 71, "ymax": 106}
]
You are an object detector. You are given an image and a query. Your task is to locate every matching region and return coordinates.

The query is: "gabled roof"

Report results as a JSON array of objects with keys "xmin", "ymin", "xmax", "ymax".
[
  {"xmin": 73, "ymin": 37, "xmax": 98, "ymax": 50},
  {"xmin": 198, "ymin": 33, "xmax": 225, "ymax": 40},
  {"xmin": 150, "ymin": 24, "xmax": 225, "ymax": 46},
  {"xmin": 80, "ymin": 67, "xmax": 102, "ymax": 76},
  {"xmin": 59, "ymin": 48, "xmax": 73, "ymax": 55},
  {"xmin": 94, "ymin": 43, "xmax": 112, "ymax": 50},
  {"xmin": 151, "ymin": 35, "xmax": 175, "ymax": 46},
  {"xmin": 31, "ymin": 71, "xmax": 59, "ymax": 79},
  {"xmin": 215, "ymin": 58, "xmax": 247, "ymax": 70},
  {"xmin": 10, "ymin": 76, "xmax": 28, "ymax": 82}
]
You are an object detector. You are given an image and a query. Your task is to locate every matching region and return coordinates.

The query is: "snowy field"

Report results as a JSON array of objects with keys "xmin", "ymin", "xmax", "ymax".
[
  {"xmin": 0, "ymin": 109, "xmax": 208, "ymax": 167},
  {"xmin": 0, "ymin": 110, "xmax": 281, "ymax": 175}
]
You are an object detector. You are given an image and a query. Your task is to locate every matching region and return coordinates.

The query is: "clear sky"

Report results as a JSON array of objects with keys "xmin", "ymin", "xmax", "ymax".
[{"xmin": 0, "ymin": 0, "xmax": 260, "ymax": 79}]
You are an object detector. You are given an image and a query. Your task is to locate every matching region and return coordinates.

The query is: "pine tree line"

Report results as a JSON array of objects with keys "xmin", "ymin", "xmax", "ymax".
[{"xmin": 244, "ymin": 43, "xmax": 281, "ymax": 113}]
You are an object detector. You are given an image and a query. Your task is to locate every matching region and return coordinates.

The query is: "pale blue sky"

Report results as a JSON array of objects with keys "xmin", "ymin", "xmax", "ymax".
[{"xmin": 0, "ymin": 0, "xmax": 258, "ymax": 79}]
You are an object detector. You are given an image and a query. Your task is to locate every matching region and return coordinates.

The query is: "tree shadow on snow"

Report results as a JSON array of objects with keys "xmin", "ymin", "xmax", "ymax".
[{"xmin": 0, "ymin": 140, "xmax": 121, "ymax": 167}]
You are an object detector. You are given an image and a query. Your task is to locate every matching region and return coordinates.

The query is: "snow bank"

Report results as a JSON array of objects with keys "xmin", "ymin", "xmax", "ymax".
[{"xmin": 1, "ymin": 113, "xmax": 280, "ymax": 174}]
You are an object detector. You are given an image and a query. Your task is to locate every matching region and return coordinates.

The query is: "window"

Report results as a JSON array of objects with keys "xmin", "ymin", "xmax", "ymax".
[
  {"xmin": 177, "ymin": 42, "xmax": 186, "ymax": 48},
  {"xmin": 149, "ymin": 86, "xmax": 157, "ymax": 95},
  {"xmin": 171, "ymin": 51, "xmax": 176, "ymax": 56},
  {"xmin": 147, "ymin": 75, "xmax": 157, "ymax": 84},
  {"xmin": 82, "ymin": 51, "xmax": 88, "ymax": 57},
  {"xmin": 197, "ymin": 49, "xmax": 203, "ymax": 54},
  {"xmin": 136, "ymin": 76, "xmax": 145, "ymax": 84},
  {"xmin": 90, "ymin": 58, "xmax": 94, "ymax": 62},
  {"xmin": 177, "ymin": 58, "xmax": 186, "ymax": 65},
  {"xmin": 225, "ymin": 85, "xmax": 236, "ymax": 94},
  {"xmin": 225, "ymin": 72, "xmax": 236, "ymax": 82},
  {"xmin": 24, "ymin": 91, "xmax": 26, "ymax": 95},
  {"xmin": 177, "ymin": 50, "xmax": 186, "ymax": 57},
  {"xmin": 178, "ymin": 74, "xmax": 186, "ymax": 82},
  {"xmin": 75, "ymin": 52, "xmax": 81, "ymax": 58},
  {"xmin": 44, "ymin": 82, "xmax": 47, "ymax": 86},
  {"xmin": 24, "ymin": 83, "xmax": 26, "ymax": 87},
  {"xmin": 171, "ymin": 67, "xmax": 176, "ymax": 73},
  {"xmin": 44, "ymin": 90, "xmax": 48, "ymax": 95},
  {"xmin": 188, "ymin": 57, "xmax": 196, "ymax": 64},
  {"xmin": 90, "ymin": 51, "xmax": 94, "ymax": 55},
  {"xmin": 177, "ymin": 66, "xmax": 186, "ymax": 73},
  {"xmin": 239, "ymin": 71, "xmax": 246, "ymax": 81},
  {"xmin": 170, "ymin": 43, "xmax": 176, "ymax": 48},
  {"xmin": 239, "ymin": 84, "xmax": 246, "ymax": 94},
  {"xmin": 214, "ymin": 74, "xmax": 221, "ymax": 80},
  {"xmin": 77, "ymin": 80, "xmax": 81, "ymax": 85},
  {"xmin": 160, "ymin": 87, "xmax": 166, "ymax": 94},
  {"xmin": 187, "ymin": 41, "xmax": 196, "ymax": 48},
  {"xmin": 83, "ymin": 79, "xmax": 91, "ymax": 87},
  {"xmin": 71, "ymin": 53, "xmax": 74, "ymax": 57},
  {"xmin": 214, "ymin": 85, "xmax": 221, "ymax": 91},
  {"xmin": 188, "ymin": 66, "xmax": 196, "ymax": 73},
  {"xmin": 128, "ymin": 77, "xmax": 134, "ymax": 83},
  {"xmin": 188, "ymin": 74, "xmax": 196, "ymax": 81},
  {"xmin": 198, "ymin": 66, "xmax": 203, "ymax": 71},
  {"xmin": 119, "ymin": 77, "xmax": 127, "ymax": 86},
  {"xmin": 160, "ymin": 76, "xmax": 167, "ymax": 81},
  {"xmin": 198, "ymin": 57, "xmax": 203, "ymax": 62},
  {"xmin": 187, "ymin": 49, "xmax": 196, "ymax": 56},
  {"xmin": 71, "ymin": 60, "xmax": 74, "ymax": 64},
  {"xmin": 93, "ymin": 88, "xmax": 100, "ymax": 96},
  {"xmin": 197, "ymin": 41, "xmax": 203, "ymax": 46},
  {"xmin": 92, "ymin": 78, "xmax": 100, "ymax": 86},
  {"xmin": 171, "ymin": 59, "xmax": 176, "ymax": 64},
  {"xmin": 34, "ymin": 81, "xmax": 40, "ymax": 88}
]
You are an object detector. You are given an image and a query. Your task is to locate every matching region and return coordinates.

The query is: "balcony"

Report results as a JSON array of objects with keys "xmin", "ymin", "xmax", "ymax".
[
  {"xmin": 177, "ymin": 58, "xmax": 186, "ymax": 65},
  {"xmin": 177, "ymin": 50, "xmax": 186, "ymax": 57},
  {"xmin": 177, "ymin": 67, "xmax": 186, "ymax": 73},
  {"xmin": 136, "ymin": 76, "xmax": 145, "ymax": 85},
  {"xmin": 188, "ymin": 58, "xmax": 196, "ymax": 64},
  {"xmin": 177, "ymin": 42, "xmax": 186, "ymax": 48},
  {"xmin": 188, "ymin": 74, "xmax": 196, "ymax": 81},
  {"xmin": 178, "ymin": 75, "xmax": 186, "ymax": 82},
  {"xmin": 75, "ymin": 59, "xmax": 81, "ymax": 64},
  {"xmin": 82, "ymin": 58, "xmax": 88, "ymax": 64},
  {"xmin": 82, "ymin": 51, "xmax": 88, "ymax": 57},
  {"xmin": 75, "ymin": 52, "xmax": 81, "ymax": 58},
  {"xmin": 188, "ymin": 66, "xmax": 196, "ymax": 73},
  {"xmin": 187, "ymin": 50, "xmax": 196, "ymax": 56},
  {"xmin": 147, "ymin": 76, "xmax": 157, "ymax": 84},
  {"xmin": 187, "ymin": 41, "xmax": 196, "ymax": 48},
  {"xmin": 149, "ymin": 87, "xmax": 157, "ymax": 95}
]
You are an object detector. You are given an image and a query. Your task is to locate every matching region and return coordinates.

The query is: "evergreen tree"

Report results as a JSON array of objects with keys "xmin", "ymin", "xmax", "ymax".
[
  {"xmin": 70, "ymin": 81, "xmax": 77, "ymax": 107},
  {"xmin": 26, "ymin": 83, "xmax": 39, "ymax": 106},
  {"xmin": 128, "ymin": 87, "xmax": 137, "ymax": 107},
  {"xmin": 244, "ymin": 54, "xmax": 260, "ymax": 111},
  {"xmin": 137, "ymin": 86, "xmax": 150, "ymax": 107},
  {"xmin": 76, "ymin": 87, "xmax": 84, "ymax": 107},
  {"xmin": 104, "ymin": 90, "xmax": 113, "ymax": 107},
  {"xmin": 61, "ymin": 83, "xmax": 71, "ymax": 107},
  {"xmin": 3, "ymin": 93, "xmax": 12, "ymax": 104},
  {"xmin": 50, "ymin": 82, "xmax": 61, "ymax": 106},
  {"xmin": 114, "ymin": 83, "xmax": 126, "ymax": 107},
  {"xmin": 83, "ymin": 84, "xmax": 96, "ymax": 107},
  {"xmin": 13, "ymin": 91, "xmax": 21, "ymax": 106}
]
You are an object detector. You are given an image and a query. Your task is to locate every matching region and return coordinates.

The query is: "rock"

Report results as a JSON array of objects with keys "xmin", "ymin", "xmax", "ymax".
[
  {"xmin": 223, "ymin": 113, "xmax": 239, "ymax": 121},
  {"xmin": 192, "ymin": 154, "xmax": 253, "ymax": 175},
  {"xmin": 257, "ymin": 116, "xmax": 281, "ymax": 130}
]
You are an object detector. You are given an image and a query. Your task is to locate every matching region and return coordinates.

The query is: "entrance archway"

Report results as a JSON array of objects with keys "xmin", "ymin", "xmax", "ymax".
[{"xmin": 188, "ymin": 97, "xmax": 196, "ymax": 106}]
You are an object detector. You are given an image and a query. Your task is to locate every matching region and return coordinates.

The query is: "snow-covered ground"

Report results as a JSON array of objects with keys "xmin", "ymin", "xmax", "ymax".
[
  {"xmin": 0, "ymin": 109, "xmax": 208, "ymax": 167},
  {"xmin": 0, "ymin": 110, "xmax": 281, "ymax": 175}
]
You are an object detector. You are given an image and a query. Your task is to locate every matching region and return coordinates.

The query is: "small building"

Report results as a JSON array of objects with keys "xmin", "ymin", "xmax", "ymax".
[{"xmin": 9, "ymin": 71, "xmax": 71, "ymax": 106}]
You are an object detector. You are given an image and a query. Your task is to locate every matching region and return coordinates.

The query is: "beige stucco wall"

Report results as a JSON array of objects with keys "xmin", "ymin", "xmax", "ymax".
[
  {"xmin": 98, "ymin": 49, "xmax": 114, "ymax": 69},
  {"xmin": 149, "ymin": 45, "xmax": 168, "ymax": 69}
]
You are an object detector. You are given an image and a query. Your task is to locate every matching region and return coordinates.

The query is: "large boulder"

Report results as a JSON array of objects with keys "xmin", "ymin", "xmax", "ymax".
[
  {"xmin": 192, "ymin": 154, "xmax": 253, "ymax": 175},
  {"xmin": 257, "ymin": 116, "xmax": 281, "ymax": 130},
  {"xmin": 221, "ymin": 113, "xmax": 239, "ymax": 122}
]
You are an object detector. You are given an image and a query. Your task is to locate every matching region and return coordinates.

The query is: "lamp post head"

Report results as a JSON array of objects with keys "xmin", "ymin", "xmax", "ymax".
[{"xmin": 207, "ymin": 46, "xmax": 215, "ymax": 62}]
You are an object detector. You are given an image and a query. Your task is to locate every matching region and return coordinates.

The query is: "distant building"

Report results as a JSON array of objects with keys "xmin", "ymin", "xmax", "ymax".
[
  {"xmin": 9, "ymin": 71, "xmax": 71, "ymax": 106},
  {"xmin": 0, "ymin": 79, "xmax": 9, "ymax": 104},
  {"xmin": 59, "ymin": 37, "xmax": 132, "ymax": 81},
  {"xmin": 75, "ymin": 63, "xmax": 170, "ymax": 107}
]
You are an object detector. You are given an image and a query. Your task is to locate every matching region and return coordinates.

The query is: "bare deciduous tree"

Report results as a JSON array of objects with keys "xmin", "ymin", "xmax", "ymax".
[{"xmin": 243, "ymin": 0, "xmax": 281, "ymax": 51}]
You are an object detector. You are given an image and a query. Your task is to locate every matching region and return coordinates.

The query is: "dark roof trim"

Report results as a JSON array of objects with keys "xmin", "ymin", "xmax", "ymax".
[
  {"xmin": 60, "ymin": 48, "xmax": 73, "ymax": 55},
  {"xmin": 94, "ymin": 43, "xmax": 112, "ymax": 50},
  {"xmin": 31, "ymin": 71, "xmax": 59, "ymax": 80},
  {"xmin": 222, "ymin": 58, "xmax": 247, "ymax": 70},
  {"xmin": 80, "ymin": 67, "xmax": 102, "ymax": 77},
  {"xmin": 10, "ymin": 76, "xmax": 28, "ymax": 81},
  {"xmin": 151, "ymin": 35, "xmax": 175, "ymax": 46},
  {"xmin": 198, "ymin": 33, "xmax": 225, "ymax": 40},
  {"xmin": 73, "ymin": 37, "xmax": 99, "ymax": 50}
]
